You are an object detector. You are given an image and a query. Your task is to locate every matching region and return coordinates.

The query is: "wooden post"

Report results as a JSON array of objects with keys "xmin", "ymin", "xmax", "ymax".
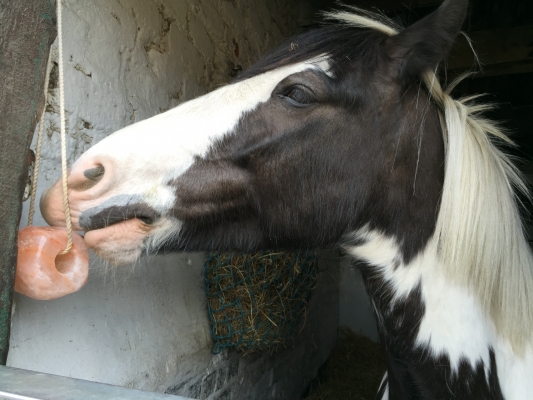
[{"xmin": 0, "ymin": 0, "xmax": 56, "ymax": 364}]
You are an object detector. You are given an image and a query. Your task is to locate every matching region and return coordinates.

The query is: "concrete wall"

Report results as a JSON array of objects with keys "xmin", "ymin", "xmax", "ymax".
[{"xmin": 8, "ymin": 0, "xmax": 339, "ymax": 398}]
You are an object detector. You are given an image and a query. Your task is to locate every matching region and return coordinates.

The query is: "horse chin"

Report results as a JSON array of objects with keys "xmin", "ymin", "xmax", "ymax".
[{"xmin": 84, "ymin": 218, "xmax": 150, "ymax": 266}]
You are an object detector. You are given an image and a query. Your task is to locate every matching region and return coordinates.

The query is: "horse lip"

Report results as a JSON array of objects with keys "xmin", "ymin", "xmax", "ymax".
[
  {"xmin": 82, "ymin": 213, "xmax": 158, "ymax": 232},
  {"xmin": 78, "ymin": 195, "xmax": 161, "ymax": 232}
]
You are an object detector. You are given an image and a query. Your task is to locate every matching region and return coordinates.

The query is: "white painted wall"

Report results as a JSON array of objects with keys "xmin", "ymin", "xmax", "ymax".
[{"xmin": 8, "ymin": 1, "xmax": 339, "ymax": 398}]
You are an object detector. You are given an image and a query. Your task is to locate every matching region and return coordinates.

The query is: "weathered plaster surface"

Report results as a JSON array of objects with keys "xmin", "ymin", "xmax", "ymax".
[{"xmin": 8, "ymin": 0, "xmax": 339, "ymax": 398}]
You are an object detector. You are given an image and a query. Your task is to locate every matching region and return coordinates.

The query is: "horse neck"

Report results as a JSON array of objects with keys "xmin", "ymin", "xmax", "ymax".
[{"xmin": 345, "ymin": 231, "xmax": 507, "ymax": 398}]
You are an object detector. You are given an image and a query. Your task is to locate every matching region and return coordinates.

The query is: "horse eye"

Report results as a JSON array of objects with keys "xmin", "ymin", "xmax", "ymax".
[{"xmin": 278, "ymin": 86, "xmax": 314, "ymax": 106}]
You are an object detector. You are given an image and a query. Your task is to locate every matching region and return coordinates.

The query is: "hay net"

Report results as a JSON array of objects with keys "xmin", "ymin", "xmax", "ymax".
[{"xmin": 204, "ymin": 251, "xmax": 318, "ymax": 354}]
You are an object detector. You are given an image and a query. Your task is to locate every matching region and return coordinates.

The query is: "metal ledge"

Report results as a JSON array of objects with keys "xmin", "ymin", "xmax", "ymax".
[{"xmin": 0, "ymin": 366, "xmax": 193, "ymax": 400}]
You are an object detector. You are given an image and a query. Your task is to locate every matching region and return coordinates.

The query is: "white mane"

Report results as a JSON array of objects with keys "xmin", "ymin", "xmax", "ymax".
[{"xmin": 325, "ymin": 7, "xmax": 533, "ymax": 351}]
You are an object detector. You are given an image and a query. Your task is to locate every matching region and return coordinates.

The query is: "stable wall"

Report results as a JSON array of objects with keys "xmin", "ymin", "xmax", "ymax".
[
  {"xmin": 7, "ymin": 0, "xmax": 339, "ymax": 398},
  {"xmin": 339, "ymin": 256, "xmax": 379, "ymax": 342}
]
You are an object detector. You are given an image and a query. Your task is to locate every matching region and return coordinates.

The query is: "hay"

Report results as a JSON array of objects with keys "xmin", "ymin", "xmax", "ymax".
[
  {"xmin": 304, "ymin": 327, "xmax": 386, "ymax": 400},
  {"xmin": 205, "ymin": 251, "xmax": 317, "ymax": 353}
]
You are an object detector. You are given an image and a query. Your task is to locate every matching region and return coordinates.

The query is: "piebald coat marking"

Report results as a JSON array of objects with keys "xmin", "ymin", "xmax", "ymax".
[
  {"xmin": 349, "ymin": 229, "xmax": 533, "ymax": 399},
  {"xmin": 40, "ymin": 1, "xmax": 533, "ymax": 398}
]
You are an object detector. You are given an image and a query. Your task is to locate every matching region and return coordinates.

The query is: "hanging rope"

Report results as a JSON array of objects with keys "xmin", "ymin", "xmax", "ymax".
[
  {"xmin": 56, "ymin": 0, "xmax": 73, "ymax": 254},
  {"xmin": 28, "ymin": 0, "xmax": 73, "ymax": 255}
]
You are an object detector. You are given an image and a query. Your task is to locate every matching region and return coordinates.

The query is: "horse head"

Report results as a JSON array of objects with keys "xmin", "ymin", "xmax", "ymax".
[
  {"xmin": 41, "ymin": 1, "xmax": 533, "ymax": 397},
  {"xmin": 42, "ymin": 0, "xmax": 467, "ymax": 266}
]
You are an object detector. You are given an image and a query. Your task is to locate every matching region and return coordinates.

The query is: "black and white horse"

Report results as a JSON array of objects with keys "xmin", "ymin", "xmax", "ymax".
[{"xmin": 41, "ymin": 0, "xmax": 533, "ymax": 398}]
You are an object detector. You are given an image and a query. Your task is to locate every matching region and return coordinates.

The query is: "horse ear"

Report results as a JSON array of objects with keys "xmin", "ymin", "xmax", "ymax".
[
  {"xmin": 173, "ymin": 160, "xmax": 253, "ymax": 220},
  {"xmin": 385, "ymin": 0, "xmax": 468, "ymax": 77}
]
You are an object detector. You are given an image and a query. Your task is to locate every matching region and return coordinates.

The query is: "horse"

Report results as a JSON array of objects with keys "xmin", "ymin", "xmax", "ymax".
[{"xmin": 40, "ymin": 0, "xmax": 533, "ymax": 398}]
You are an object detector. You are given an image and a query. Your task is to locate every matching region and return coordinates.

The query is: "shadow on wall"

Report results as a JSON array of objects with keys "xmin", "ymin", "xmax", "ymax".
[{"xmin": 339, "ymin": 256, "xmax": 379, "ymax": 342}]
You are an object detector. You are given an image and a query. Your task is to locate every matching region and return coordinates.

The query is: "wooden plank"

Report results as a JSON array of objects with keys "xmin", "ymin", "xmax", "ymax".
[
  {"xmin": 447, "ymin": 25, "xmax": 533, "ymax": 76},
  {"xmin": 0, "ymin": 0, "xmax": 56, "ymax": 364}
]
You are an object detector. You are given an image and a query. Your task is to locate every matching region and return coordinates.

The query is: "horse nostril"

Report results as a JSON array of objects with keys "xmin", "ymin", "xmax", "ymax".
[
  {"xmin": 70, "ymin": 165, "xmax": 105, "ymax": 191},
  {"xmin": 84, "ymin": 165, "xmax": 105, "ymax": 181}
]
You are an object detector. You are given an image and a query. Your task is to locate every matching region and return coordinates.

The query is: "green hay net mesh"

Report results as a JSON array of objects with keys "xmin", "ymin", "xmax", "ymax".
[{"xmin": 204, "ymin": 251, "xmax": 318, "ymax": 354}]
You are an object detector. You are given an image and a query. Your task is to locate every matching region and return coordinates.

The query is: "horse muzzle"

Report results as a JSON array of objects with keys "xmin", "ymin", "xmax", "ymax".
[{"xmin": 39, "ymin": 160, "xmax": 164, "ymax": 265}]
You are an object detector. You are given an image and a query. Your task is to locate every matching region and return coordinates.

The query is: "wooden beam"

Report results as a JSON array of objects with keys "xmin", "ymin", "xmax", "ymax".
[
  {"xmin": 447, "ymin": 25, "xmax": 533, "ymax": 77},
  {"xmin": 0, "ymin": 0, "xmax": 56, "ymax": 364}
]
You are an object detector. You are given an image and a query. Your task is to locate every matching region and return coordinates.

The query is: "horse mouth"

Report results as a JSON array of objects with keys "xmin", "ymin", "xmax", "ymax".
[
  {"xmin": 83, "ymin": 218, "xmax": 155, "ymax": 265},
  {"xmin": 77, "ymin": 202, "xmax": 161, "ymax": 265},
  {"xmin": 79, "ymin": 202, "xmax": 161, "ymax": 232}
]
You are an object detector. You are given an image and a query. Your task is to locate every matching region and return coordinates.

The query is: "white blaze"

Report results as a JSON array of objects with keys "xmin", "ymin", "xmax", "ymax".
[{"xmin": 73, "ymin": 59, "xmax": 330, "ymax": 215}]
